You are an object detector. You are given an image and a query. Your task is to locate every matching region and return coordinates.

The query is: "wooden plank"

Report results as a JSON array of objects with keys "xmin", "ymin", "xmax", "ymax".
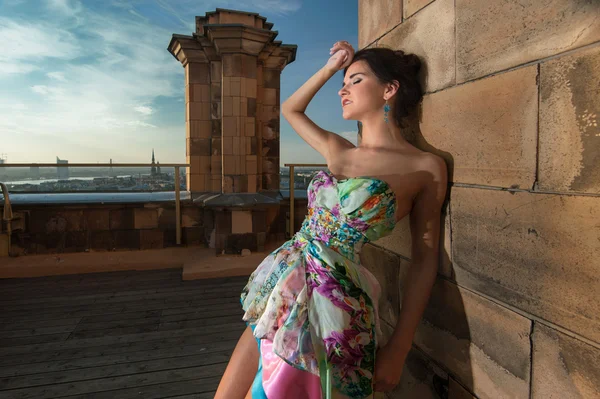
[
  {"xmin": 1, "ymin": 284, "xmax": 245, "ymax": 313},
  {"xmin": 0, "ymin": 328, "xmax": 244, "ymax": 368},
  {"xmin": 0, "ymin": 336, "xmax": 239, "ymax": 378},
  {"xmin": 0, "ymin": 320, "xmax": 246, "ymax": 356},
  {"xmin": 1, "ymin": 349, "xmax": 233, "ymax": 390},
  {"xmin": 0, "ymin": 362, "xmax": 228, "ymax": 399},
  {"xmin": 59, "ymin": 377, "xmax": 219, "ymax": 399},
  {"xmin": 0, "ymin": 317, "xmax": 81, "ymax": 332},
  {"xmin": 0, "ymin": 278, "xmax": 246, "ymax": 305},
  {"xmin": 0, "ymin": 291, "xmax": 242, "ymax": 321},
  {"xmin": 0, "ymin": 294, "xmax": 242, "ymax": 324}
]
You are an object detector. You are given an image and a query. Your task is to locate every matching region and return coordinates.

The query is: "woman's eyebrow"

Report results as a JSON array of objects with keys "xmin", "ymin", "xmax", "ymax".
[{"xmin": 342, "ymin": 72, "xmax": 365, "ymax": 87}]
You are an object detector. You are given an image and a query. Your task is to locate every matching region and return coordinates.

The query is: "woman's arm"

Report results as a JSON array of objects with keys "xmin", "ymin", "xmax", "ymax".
[
  {"xmin": 281, "ymin": 41, "xmax": 354, "ymax": 162},
  {"xmin": 374, "ymin": 154, "xmax": 449, "ymax": 391}
]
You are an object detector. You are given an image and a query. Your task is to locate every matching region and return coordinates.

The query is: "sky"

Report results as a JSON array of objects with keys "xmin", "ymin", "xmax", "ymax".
[{"xmin": 0, "ymin": 0, "xmax": 359, "ymax": 165}]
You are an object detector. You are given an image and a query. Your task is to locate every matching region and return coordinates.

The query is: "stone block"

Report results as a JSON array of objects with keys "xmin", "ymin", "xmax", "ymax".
[
  {"xmin": 211, "ymin": 120, "xmax": 221, "ymax": 137},
  {"xmin": 451, "ymin": 186, "xmax": 600, "ymax": 344},
  {"xmin": 532, "ymin": 323, "xmax": 600, "ymax": 399},
  {"xmin": 418, "ymin": 66, "xmax": 538, "ymax": 187},
  {"xmin": 211, "ymin": 176, "xmax": 221, "ymax": 192},
  {"xmin": 262, "ymin": 68, "xmax": 280, "ymax": 89},
  {"xmin": 187, "ymin": 138, "xmax": 211, "ymax": 156},
  {"xmin": 232, "ymin": 210, "xmax": 253, "ymax": 234},
  {"xmin": 187, "ymin": 120, "xmax": 211, "ymax": 138},
  {"xmin": 89, "ymin": 231, "xmax": 113, "ymax": 251},
  {"xmin": 539, "ymin": 46, "xmax": 600, "ymax": 194},
  {"xmin": 157, "ymin": 208, "xmax": 176, "ymax": 228},
  {"xmin": 223, "ymin": 96, "xmax": 233, "ymax": 117},
  {"xmin": 181, "ymin": 206, "xmax": 202, "ymax": 228},
  {"xmin": 358, "ymin": 0, "xmax": 403, "ymax": 49},
  {"xmin": 186, "ymin": 63, "xmax": 210, "ymax": 84},
  {"xmin": 187, "ymin": 174, "xmax": 206, "ymax": 192},
  {"xmin": 210, "ymin": 61, "xmax": 221, "ymax": 82},
  {"xmin": 248, "ymin": 174, "xmax": 257, "ymax": 193},
  {"xmin": 134, "ymin": 208, "xmax": 158, "ymax": 229},
  {"xmin": 414, "ymin": 278, "xmax": 531, "ymax": 399},
  {"xmin": 223, "ymin": 116, "xmax": 239, "ymax": 137},
  {"xmin": 109, "ymin": 209, "xmax": 134, "ymax": 230},
  {"xmin": 232, "ymin": 96, "xmax": 241, "ymax": 116},
  {"xmin": 246, "ymin": 78, "xmax": 257, "ymax": 98},
  {"xmin": 404, "ymin": 0, "xmax": 435, "ymax": 19},
  {"xmin": 140, "ymin": 229, "xmax": 164, "ymax": 250},
  {"xmin": 240, "ymin": 97, "xmax": 247, "ymax": 117},
  {"xmin": 223, "ymin": 155, "xmax": 236, "ymax": 175},
  {"xmin": 192, "ymin": 84, "xmax": 209, "ymax": 102},
  {"xmin": 247, "ymin": 97, "xmax": 257, "ymax": 117},
  {"xmin": 84, "ymin": 209, "xmax": 110, "ymax": 231},
  {"xmin": 223, "ymin": 54, "xmax": 242, "ymax": 77},
  {"xmin": 245, "ymin": 117, "xmax": 255, "ymax": 137},
  {"xmin": 360, "ymin": 244, "xmax": 402, "ymax": 326},
  {"xmin": 230, "ymin": 80, "xmax": 241, "ymax": 97},
  {"xmin": 456, "ymin": 0, "xmax": 600, "ymax": 82},
  {"xmin": 210, "ymin": 82, "xmax": 221, "ymax": 102},
  {"xmin": 378, "ymin": 0, "xmax": 455, "ymax": 93},
  {"xmin": 210, "ymin": 155, "xmax": 221, "ymax": 173},
  {"xmin": 241, "ymin": 54, "xmax": 257, "ymax": 79},
  {"xmin": 187, "ymin": 102, "xmax": 210, "ymax": 121},
  {"xmin": 263, "ymin": 88, "xmax": 278, "ymax": 105},
  {"xmin": 246, "ymin": 158, "xmax": 257, "ymax": 174},
  {"xmin": 112, "ymin": 230, "xmax": 140, "ymax": 250},
  {"xmin": 183, "ymin": 227, "xmax": 204, "ymax": 246},
  {"xmin": 198, "ymin": 155, "xmax": 211, "ymax": 174},
  {"xmin": 211, "ymin": 138, "xmax": 221, "ymax": 156},
  {"xmin": 223, "ymin": 137, "xmax": 233, "ymax": 155},
  {"xmin": 215, "ymin": 211, "xmax": 232, "ymax": 235}
]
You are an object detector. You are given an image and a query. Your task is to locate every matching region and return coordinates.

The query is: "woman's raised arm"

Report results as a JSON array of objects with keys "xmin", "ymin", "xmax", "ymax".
[{"xmin": 281, "ymin": 41, "xmax": 354, "ymax": 163}]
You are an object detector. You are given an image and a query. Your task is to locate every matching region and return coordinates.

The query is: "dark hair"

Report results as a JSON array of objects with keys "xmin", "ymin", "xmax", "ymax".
[{"xmin": 344, "ymin": 47, "xmax": 423, "ymax": 127}]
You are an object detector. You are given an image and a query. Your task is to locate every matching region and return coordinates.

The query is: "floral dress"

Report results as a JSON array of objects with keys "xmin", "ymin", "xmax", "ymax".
[{"xmin": 240, "ymin": 169, "xmax": 397, "ymax": 399}]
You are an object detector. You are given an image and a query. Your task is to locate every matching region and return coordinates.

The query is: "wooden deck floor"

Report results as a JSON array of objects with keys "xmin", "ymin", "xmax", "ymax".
[{"xmin": 0, "ymin": 269, "xmax": 249, "ymax": 399}]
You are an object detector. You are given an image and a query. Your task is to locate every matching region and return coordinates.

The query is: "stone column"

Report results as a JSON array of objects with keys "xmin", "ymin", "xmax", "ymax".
[{"xmin": 169, "ymin": 8, "xmax": 296, "ymax": 254}]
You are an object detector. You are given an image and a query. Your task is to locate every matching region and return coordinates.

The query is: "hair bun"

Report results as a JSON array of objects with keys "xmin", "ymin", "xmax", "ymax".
[{"xmin": 395, "ymin": 50, "xmax": 421, "ymax": 74}]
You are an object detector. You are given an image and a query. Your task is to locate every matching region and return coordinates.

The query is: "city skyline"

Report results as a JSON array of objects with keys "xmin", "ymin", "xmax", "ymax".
[{"xmin": 0, "ymin": 0, "xmax": 359, "ymax": 166}]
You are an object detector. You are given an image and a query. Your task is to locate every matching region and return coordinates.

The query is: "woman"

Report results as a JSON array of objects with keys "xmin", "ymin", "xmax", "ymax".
[{"xmin": 215, "ymin": 41, "xmax": 448, "ymax": 399}]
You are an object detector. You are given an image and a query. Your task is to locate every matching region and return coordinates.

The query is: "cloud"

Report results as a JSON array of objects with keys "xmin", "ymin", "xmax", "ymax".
[
  {"xmin": 0, "ymin": 18, "xmax": 79, "ymax": 76},
  {"xmin": 47, "ymin": 71, "xmax": 67, "ymax": 82},
  {"xmin": 134, "ymin": 105, "xmax": 154, "ymax": 116}
]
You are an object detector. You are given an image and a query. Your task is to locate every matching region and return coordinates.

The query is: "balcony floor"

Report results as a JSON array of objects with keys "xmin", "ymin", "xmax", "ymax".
[{"xmin": 0, "ymin": 269, "xmax": 249, "ymax": 399}]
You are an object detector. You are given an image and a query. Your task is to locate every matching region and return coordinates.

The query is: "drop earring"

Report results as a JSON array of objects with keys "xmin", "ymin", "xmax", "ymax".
[{"xmin": 383, "ymin": 99, "xmax": 390, "ymax": 123}]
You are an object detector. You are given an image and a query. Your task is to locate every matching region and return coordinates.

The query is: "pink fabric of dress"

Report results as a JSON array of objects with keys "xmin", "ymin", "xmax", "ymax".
[{"xmin": 260, "ymin": 338, "xmax": 323, "ymax": 398}]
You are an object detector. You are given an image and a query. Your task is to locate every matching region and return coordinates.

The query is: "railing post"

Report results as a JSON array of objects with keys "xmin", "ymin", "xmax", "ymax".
[
  {"xmin": 289, "ymin": 165, "xmax": 295, "ymax": 237},
  {"xmin": 174, "ymin": 167, "xmax": 182, "ymax": 245}
]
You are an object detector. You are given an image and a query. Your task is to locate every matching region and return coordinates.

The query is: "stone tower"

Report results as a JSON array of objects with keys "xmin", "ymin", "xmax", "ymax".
[{"xmin": 168, "ymin": 8, "xmax": 297, "ymax": 254}]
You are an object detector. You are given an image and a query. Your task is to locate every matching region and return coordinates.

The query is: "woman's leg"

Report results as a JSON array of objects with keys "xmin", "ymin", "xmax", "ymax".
[{"xmin": 214, "ymin": 325, "xmax": 259, "ymax": 399}]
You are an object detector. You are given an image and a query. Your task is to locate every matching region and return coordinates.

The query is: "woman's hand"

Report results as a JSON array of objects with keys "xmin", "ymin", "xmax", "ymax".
[
  {"xmin": 325, "ymin": 40, "xmax": 355, "ymax": 72},
  {"xmin": 373, "ymin": 344, "xmax": 407, "ymax": 392}
]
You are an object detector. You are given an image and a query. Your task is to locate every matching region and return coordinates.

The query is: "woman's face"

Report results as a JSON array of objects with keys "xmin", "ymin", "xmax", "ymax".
[{"xmin": 339, "ymin": 60, "xmax": 386, "ymax": 121}]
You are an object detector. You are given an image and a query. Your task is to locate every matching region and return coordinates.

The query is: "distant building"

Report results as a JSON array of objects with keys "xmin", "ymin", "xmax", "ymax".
[
  {"xmin": 151, "ymin": 149, "xmax": 157, "ymax": 176},
  {"xmin": 157, "ymin": 161, "xmax": 161, "ymax": 175},
  {"xmin": 56, "ymin": 157, "xmax": 69, "ymax": 180}
]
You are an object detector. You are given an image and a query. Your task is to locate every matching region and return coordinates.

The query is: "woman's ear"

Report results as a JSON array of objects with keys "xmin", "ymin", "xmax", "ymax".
[{"xmin": 386, "ymin": 80, "xmax": 400, "ymax": 98}]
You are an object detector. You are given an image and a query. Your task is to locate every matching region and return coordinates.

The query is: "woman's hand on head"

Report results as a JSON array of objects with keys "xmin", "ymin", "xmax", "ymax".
[{"xmin": 325, "ymin": 40, "xmax": 354, "ymax": 72}]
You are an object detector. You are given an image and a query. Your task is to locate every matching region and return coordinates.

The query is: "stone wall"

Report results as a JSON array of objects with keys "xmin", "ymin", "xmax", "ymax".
[
  {"xmin": 359, "ymin": 1, "xmax": 600, "ymax": 398},
  {"xmin": 3, "ymin": 200, "xmax": 295, "ymax": 257}
]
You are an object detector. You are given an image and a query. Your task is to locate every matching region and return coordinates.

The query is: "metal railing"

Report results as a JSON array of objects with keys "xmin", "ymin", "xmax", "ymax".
[
  {"xmin": 284, "ymin": 163, "xmax": 327, "ymax": 237},
  {"xmin": 0, "ymin": 163, "xmax": 189, "ymax": 245}
]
